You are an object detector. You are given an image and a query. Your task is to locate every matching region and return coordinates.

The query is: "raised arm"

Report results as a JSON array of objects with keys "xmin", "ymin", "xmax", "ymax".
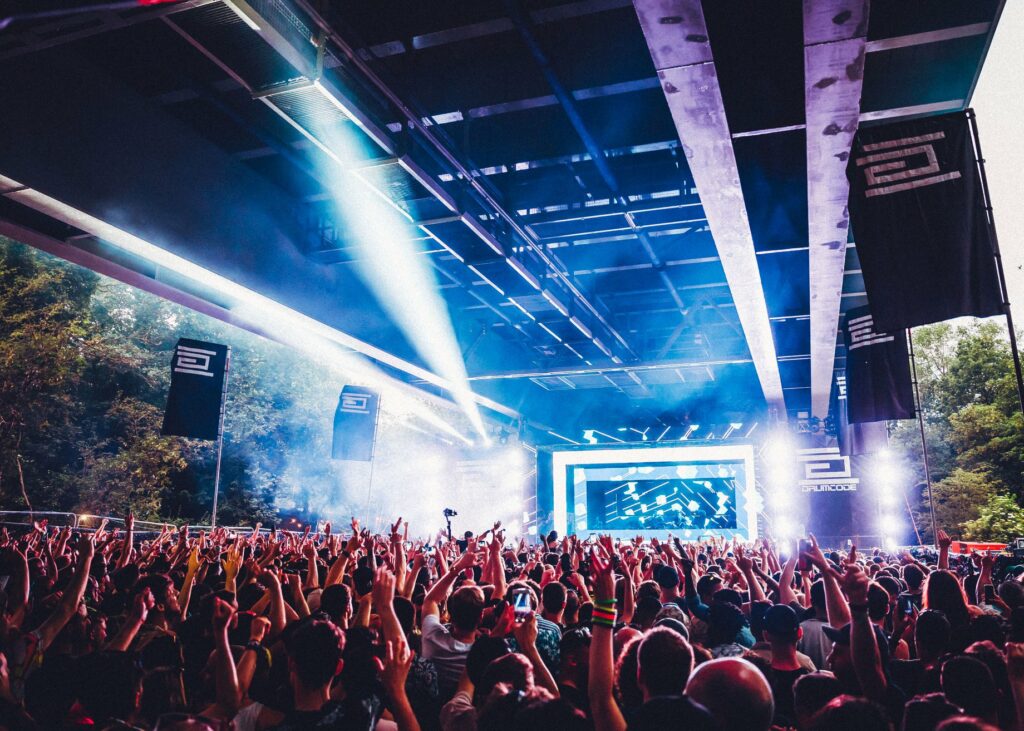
[
  {"xmin": 487, "ymin": 533, "xmax": 507, "ymax": 600},
  {"xmin": 737, "ymin": 546, "xmax": 766, "ymax": 603},
  {"xmin": 372, "ymin": 567, "xmax": 408, "ymax": 653},
  {"xmin": 422, "ymin": 539, "xmax": 477, "ymax": 621},
  {"xmin": 588, "ymin": 545, "xmax": 627, "ymax": 731},
  {"xmin": 778, "ymin": 552, "xmax": 799, "ymax": 606},
  {"xmin": 381, "ymin": 641, "xmax": 421, "ymax": 731},
  {"xmin": 106, "ymin": 589, "xmax": 154, "ymax": 652},
  {"xmin": 324, "ymin": 530, "xmax": 360, "ymax": 588},
  {"xmin": 806, "ymin": 534, "xmax": 850, "ymax": 628},
  {"xmin": 261, "ymin": 569, "xmax": 287, "ymax": 639},
  {"xmin": 843, "ymin": 565, "xmax": 887, "ymax": 702},
  {"xmin": 211, "ymin": 598, "xmax": 243, "ymax": 715},
  {"xmin": 117, "ymin": 511, "xmax": 135, "ymax": 570},
  {"xmin": 35, "ymin": 534, "xmax": 95, "ymax": 652},
  {"xmin": 937, "ymin": 529, "xmax": 951, "ymax": 570},
  {"xmin": 177, "ymin": 545, "xmax": 202, "ymax": 619},
  {"xmin": 303, "ymin": 541, "xmax": 320, "ymax": 591},
  {"xmin": 513, "ymin": 612, "xmax": 559, "ymax": 696}
]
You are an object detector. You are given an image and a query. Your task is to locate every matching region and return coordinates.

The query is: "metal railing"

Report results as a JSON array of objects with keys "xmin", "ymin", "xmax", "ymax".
[{"xmin": 0, "ymin": 510, "xmax": 263, "ymax": 536}]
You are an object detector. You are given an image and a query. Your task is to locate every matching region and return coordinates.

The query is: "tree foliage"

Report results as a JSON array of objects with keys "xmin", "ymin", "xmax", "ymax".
[
  {"xmin": 891, "ymin": 319, "xmax": 1024, "ymax": 542},
  {"xmin": 0, "ymin": 237, "xmax": 365, "ymax": 524}
]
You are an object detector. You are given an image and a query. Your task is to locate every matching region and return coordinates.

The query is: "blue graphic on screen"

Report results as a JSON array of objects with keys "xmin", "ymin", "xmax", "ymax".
[{"xmin": 571, "ymin": 462, "xmax": 744, "ymax": 532}]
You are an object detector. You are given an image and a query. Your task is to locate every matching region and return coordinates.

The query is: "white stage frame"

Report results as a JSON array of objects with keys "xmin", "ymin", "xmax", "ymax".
[{"xmin": 551, "ymin": 443, "xmax": 759, "ymax": 541}]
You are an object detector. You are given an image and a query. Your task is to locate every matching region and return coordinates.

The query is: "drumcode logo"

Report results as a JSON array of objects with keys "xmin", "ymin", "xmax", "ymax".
[{"xmin": 796, "ymin": 447, "xmax": 859, "ymax": 493}]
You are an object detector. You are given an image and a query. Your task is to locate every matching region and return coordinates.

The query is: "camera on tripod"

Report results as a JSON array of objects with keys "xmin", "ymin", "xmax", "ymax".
[{"xmin": 443, "ymin": 508, "xmax": 458, "ymax": 517}]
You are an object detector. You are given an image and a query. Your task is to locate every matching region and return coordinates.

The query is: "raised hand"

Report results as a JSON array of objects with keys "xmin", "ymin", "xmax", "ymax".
[
  {"xmin": 841, "ymin": 563, "xmax": 870, "ymax": 606},
  {"xmin": 132, "ymin": 588, "xmax": 155, "ymax": 623},
  {"xmin": 937, "ymin": 529, "xmax": 952, "ymax": 550},
  {"xmin": 736, "ymin": 545, "xmax": 753, "ymax": 573},
  {"xmin": 250, "ymin": 616, "xmax": 271, "ymax": 645},
  {"xmin": 804, "ymin": 534, "xmax": 838, "ymax": 577},
  {"xmin": 590, "ymin": 545, "xmax": 615, "ymax": 603},
  {"xmin": 380, "ymin": 640, "xmax": 414, "ymax": 698},
  {"xmin": 372, "ymin": 566, "xmax": 397, "ymax": 608},
  {"xmin": 211, "ymin": 597, "xmax": 234, "ymax": 633},
  {"xmin": 187, "ymin": 545, "xmax": 201, "ymax": 574},
  {"xmin": 513, "ymin": 611, "xmax": 539, "ymax": 650}
]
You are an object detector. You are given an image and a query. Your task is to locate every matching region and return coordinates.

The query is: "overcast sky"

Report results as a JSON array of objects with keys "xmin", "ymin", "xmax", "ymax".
[{"xmin": 972, "ymin": 2, "xmax": 1024, "ymax": 311}]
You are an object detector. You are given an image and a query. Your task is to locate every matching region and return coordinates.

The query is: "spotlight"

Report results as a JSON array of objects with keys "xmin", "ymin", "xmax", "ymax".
[
  {"xmin": 879, "ymin": 514, "xmax": 902, "ymax": 535},
  {"xmin": 773, "ymin": 517, "xmax": 797, "ymax": 541},
  {"xmin": 501, "ymin": 449, "xmax": 526, "ymax": 472},
  {"xmin": 764, "ymin": 431, "xmax": 795, "ymax": 467},
  {"xmin": 767, "ymin": 464, "xmax": 795, "ymax": 488},
  {"xmin": 884, "ymin": 536, "xmax": 900, "ymax": 551},
  {"xmin": 767, "ymin": 490, "xmax": 792, "ymax": 511},
  {"xmin": 878, "ymin": 490, "xmax": 900, "ymax": 508}
]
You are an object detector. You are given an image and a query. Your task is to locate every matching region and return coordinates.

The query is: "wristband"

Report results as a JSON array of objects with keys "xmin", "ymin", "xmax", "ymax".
[
  {"xmin": 592, "ymin": 605, "xmax": 617, "ymax": 626},
  {"xmin": 246, "ymin": 641, "xmax": 262, "ymax": 652},
  {"xmin": 595, "ymin": 599, "xmax": 617, "ymax": 610}
]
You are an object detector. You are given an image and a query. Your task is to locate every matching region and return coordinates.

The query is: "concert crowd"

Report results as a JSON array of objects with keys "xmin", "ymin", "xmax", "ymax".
[{"xmin": 1, "ymin": 515, "xmax": 1023, "ymax": 730}]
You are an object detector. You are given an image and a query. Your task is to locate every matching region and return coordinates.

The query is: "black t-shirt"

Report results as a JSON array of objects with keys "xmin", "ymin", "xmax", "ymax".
[
  {"xmin": 767, "ymin": 667, "xmax": 809, "ymax": 726},
  {"xmin": 558, "ymin": 682, "xmax": 589, "ymax": 717},
  {"xmin": 627, "ymin": 695, "xmax": 716, "ymax": 731}
]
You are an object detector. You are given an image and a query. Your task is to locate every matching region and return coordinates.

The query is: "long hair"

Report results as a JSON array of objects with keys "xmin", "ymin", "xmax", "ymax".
[{"xmin": 923, "ymin": 570, "xmax": 970, "ymax": 627}]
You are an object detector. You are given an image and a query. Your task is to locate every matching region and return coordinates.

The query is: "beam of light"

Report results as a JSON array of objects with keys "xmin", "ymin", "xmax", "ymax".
[
  {"xmin": 231, "ymin": 302, "xmax": 477, "ymax": 446},
  {"xmin": 2, "ymin": 178, "xmax": 483, "ymax": 444},
  {"xmin": 303, "ymin": 81, "xmax": 488, "ymax": 441}
]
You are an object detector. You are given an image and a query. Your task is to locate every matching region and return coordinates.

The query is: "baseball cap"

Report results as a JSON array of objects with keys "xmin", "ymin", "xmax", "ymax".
[
  {"xmin": 762, "ymin": 604, "xmax": 801, "ymax": 641},
  {"xmin": 821, "ymin": 622, "xmax": 892, "ymax": 664}
]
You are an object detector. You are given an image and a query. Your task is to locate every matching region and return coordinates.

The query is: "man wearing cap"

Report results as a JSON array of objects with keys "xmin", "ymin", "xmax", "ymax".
[{"xmin": 760, "ymin": 604, "xmax": 811, "ymax": 726}]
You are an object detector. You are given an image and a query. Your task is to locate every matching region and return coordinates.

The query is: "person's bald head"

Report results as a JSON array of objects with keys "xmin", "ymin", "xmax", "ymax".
[{"xmin": 686, "ymin": 657, "xmax": 774, "ymax": 731}]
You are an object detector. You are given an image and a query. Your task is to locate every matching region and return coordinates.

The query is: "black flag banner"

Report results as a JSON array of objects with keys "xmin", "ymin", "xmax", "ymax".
[
  {"xmin": 161, "ymin": 338, "xmax": 229, "ymax": 440},
  {"xmin": 847, "ymin": 110, "xmax": 1003, "ymax": 331},
  {"xmin": 332, "ymin": 385, "xmax": 380, "ymax": 462},
  {"xmin": 832, "ymin": 371, "xmax": 888, "ymax": 457},
  {"xmin": 844, "ymin": 306, "xmax": 915, "ymax": 424}
]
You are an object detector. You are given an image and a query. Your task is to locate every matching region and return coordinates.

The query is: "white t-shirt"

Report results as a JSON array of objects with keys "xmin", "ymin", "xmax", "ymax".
[{"xmin": 421, "ymin": 614, "xmax": 474, "ymax": 696}]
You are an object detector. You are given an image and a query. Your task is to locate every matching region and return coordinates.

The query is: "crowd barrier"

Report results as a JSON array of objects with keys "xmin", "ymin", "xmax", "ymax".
[{"xmin": 0, "ymin": 510, "xmax": 260, "ymax": 536}]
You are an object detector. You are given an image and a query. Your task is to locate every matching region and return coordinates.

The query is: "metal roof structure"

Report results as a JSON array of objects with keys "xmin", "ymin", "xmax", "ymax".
[{"xmin": 0, "ymin": 0, "xmax": 1005, "ymax": 441}]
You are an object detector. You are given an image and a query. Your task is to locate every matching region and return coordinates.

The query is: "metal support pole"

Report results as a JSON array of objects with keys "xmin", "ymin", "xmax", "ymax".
[
  {"xmin": 967, "ymin": 108, "xmax": 1024, "ymax": 418},
  {"xmin": 362, "ymin": 395, "xmax": 382, "ymax": 514},
  {"xmin": 210, "ymin": 347, "xmax": 231, "ymax": 529},
  {"xmin": 907, "ymin": 330, "xmax": 938, "ymax": 545}
]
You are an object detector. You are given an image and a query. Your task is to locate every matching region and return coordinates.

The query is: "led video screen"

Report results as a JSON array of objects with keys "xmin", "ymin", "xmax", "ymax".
[{"xmin": 551, "ymin": 444, "xmax": 757, "ymax": 541}]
